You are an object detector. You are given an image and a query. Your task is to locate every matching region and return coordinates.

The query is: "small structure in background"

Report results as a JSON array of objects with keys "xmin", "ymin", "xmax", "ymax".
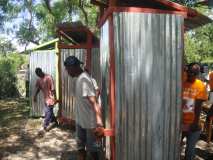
[
  {"xmin": 56, "ymin": 22, "xmax": 100, "ymax": 124},
  {"xmin": 91, "ymin": 0, "xmax": 212, "ymax": 160},
  {"xmin": 29, "ymin": 22, "xmax": 101, "ymax": 124},
  {"xmin": 29, "ymin": 39, "xmax": 58, "ymax": 117}
]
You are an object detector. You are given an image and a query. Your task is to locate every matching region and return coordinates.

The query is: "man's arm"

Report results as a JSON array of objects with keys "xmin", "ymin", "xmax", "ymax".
[
  {"xmin": 49, "ymin": 76, "xmax": 57, "ymax": 101},
  {"xmin": 87, "ymin": 96, "xmax": 103, "ymax": 127},
  {"xmin": 34, "ymin": 88, "xmax": 40, "ymax": 102}
]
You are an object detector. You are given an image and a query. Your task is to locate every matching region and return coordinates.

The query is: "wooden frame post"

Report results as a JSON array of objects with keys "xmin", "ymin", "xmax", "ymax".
[
  {"xmin": 57, "ymin": 33, "xmax": 63, "ymax": 118},
  {"xmin": 86, "ymin": 32, "xmax": 93, "ymax": 72},
  {"xmin": 109, "ymin": 14, "xmax": 116, "ymax": 160},
  {"xmin": 109, "ymin": 0, "xmax": 116, "ymax": 6}
]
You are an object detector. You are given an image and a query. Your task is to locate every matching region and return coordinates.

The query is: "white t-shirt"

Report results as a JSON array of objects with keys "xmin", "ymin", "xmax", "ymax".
[{"xmin": 75, "ymin": 72, "xmax": 97, "ymax": 129}]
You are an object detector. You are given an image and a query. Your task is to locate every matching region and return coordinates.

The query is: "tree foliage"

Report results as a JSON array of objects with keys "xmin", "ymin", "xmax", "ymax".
[
  {"xmin": 0, "ymin": 53, "xmax": 26, "ymax": 99},
  {"xmin": 0, "ymin": 0, "xmax": 98, "ymax": 47},
  {"xmin": 0, "ymin": 36, "xmax": 16, "ymax": 55},
  {"xmin": 185, "ymin": 23, "xmax": 213, "ymax": 64}
]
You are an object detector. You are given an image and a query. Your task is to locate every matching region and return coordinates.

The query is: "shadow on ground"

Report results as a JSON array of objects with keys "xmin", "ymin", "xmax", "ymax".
[{"xmin": 0, "ymin": 98, "xmax": 77, "ymax": 160}]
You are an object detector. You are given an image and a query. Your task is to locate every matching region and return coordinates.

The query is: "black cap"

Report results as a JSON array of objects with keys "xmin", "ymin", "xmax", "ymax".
[{"xmin": 64, "ymin": 56, "xmax": 83, "ymax": 67}]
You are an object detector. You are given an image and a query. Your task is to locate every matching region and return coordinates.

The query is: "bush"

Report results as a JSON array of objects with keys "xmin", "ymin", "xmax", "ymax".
[{"xmin": 0, "ymin": 54, "xmax": 26, "ymax": 99}]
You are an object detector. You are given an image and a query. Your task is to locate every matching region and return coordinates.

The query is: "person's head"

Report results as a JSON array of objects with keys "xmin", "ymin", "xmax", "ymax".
[
  {"xmin": 35, "ymin": 67, "xmax": 45, "ymax": 78},
  {"xmin": 187, "ymin": 63, "xmax": 200, "ymax": 82},
  {"xmin": 64, "ymin": 56, "xmax": 83, "ymax": 77}
]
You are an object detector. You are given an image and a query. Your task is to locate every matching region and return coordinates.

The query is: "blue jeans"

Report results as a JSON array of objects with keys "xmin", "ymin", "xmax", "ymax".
[
  {"xmin": 76, "ymin": 124, "xmax": 101, "ymax": 152},
  {"xmin": 183, "ymin": 130, "xmax": 201, "ymax": 160},
  {"xmin": 43, "ymin": 105, "xmax": 56, "ymax": 129}
]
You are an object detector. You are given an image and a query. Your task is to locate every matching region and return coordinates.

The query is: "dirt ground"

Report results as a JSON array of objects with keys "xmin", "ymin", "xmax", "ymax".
[
  {"xmin": 0, "ymin": 98, "xmax": 213, "ymax": 160},
  {"xmin": 0, "ymin": 98, "xmax": 77, "ymax": 160}
]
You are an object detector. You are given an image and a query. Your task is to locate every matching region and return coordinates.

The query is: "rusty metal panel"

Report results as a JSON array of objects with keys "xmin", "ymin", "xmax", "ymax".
[
  {"xmin": 113, "ymin": 12, "xmax": 183, "ymax": 160},
  {"xmin": 29, "ymin": 50, "xmax": 56, "ymax": 117},
  {"xmin": 60, "ymin": 49, "xmax": 86, "ymax": 119}
]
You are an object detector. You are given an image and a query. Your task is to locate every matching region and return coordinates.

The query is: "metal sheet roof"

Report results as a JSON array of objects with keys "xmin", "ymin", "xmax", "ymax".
[
  {"xmin": 57, "ymin": 21, "xmax": 99, "ymax": 45},
  {"xmin": 92, "ymin": 0, "xmax": 212, "ymax": 30},
  {"xmin": 184, "ymin": 11, "xmax": 212, "ymax": 31}
]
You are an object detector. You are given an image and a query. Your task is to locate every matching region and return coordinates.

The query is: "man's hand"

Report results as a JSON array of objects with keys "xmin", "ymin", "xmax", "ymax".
[
  {"xmin": 34, "ymin": 88, "xmax": 40, "ymax": 103},
  {"xmin": 93, "ymin": 126, "xmax": 104, "ymax": 140},
  {"xmin": 87, "ymin": 96, "xmax": 103, "ymax": 127},
  {"xmin": 54, "ymin": 99, "xmax": 60, "ymax": 105}
]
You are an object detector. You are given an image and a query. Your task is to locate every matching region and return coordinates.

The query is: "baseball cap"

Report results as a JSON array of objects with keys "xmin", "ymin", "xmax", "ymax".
[{"xmin": 64, "ymin": 56, "xmax": 83, "ymax": 67}]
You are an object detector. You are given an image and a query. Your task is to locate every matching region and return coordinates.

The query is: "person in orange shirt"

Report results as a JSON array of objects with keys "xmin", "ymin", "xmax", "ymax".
[{"xmin": 182, "ymin": 63, "xmax": 208, "ymax": 160}]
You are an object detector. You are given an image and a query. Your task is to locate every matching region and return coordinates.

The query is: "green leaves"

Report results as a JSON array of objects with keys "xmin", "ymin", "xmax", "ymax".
[
  {"xmin": 0, "ymin": 53, "xmax": 27, "ymax": 99},
  {"xmin": 1, "ymin": 0, "xmax": 99, "ymax": 47},
  {"xmin": 0, "ymin": 37, "xmax": 16, "ymax": 55},
  {"xmin": 185, "ymin": 23, "xmax": 213, "ymax": 64}
]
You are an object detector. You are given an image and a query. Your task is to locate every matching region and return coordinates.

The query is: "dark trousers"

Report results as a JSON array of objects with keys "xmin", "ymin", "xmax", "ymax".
[
  {"xmin": 25, "ymin": 81, "xmax": 29, "ymax": 97},
  {"xmin": 43, "ymin": 105, "xmax": 56, "ymax": 129}
]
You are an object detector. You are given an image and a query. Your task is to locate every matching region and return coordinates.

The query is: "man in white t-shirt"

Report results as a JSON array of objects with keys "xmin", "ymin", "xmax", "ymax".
[{"xmin": 64, "ymin": 56, "xmax": 103, "ymax": 160}]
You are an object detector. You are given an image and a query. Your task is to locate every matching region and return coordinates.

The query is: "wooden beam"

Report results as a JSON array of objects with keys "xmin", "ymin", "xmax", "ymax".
[
  {"xmin": 86, "ymin": 33, "xmax": 93, "ymax": 73},
  {"xmin": 109, "ymin": 14, "xmax": 116, "ymax": 160},
  {"xmin": 58, "ymin": 43, "xmax": 89, "ymax": 49},
  {"xmin": 91, "ymin": 0, "xmax": 108, "ymax": 7},
  {"xmin": 32, "ymin": 38, "xmax": 59, "ymax": 51},
  {"xmin": 57, "ymin": 27, "xmax": 93, "ymax": 35},
  {"xmin": 58, "ymin": 30, "xmax": 77, "ymax": 45},
  {"xmin": 109, "ymin": 0, "xmax": 116, "ymax": 6}
]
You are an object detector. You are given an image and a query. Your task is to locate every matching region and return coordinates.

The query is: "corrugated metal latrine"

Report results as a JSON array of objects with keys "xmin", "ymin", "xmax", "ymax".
[
  {"xmin": 30, "ymin": 50, "xmax": 57, "ymax": 116},
  {"xmin": 108, "ymin": 13, "xmax": 183, "ymax": 160},
  {"xmin": 60, "ymin": 49, "xmax": 86, "ymax": 119}
]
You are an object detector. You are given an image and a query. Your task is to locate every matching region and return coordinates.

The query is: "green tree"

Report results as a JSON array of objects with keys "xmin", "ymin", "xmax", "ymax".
[
  {"xmin": 0, "ymin": 36, "xmax": 16, "ymax": 56},
  {"xmin": 1, "ymin": 0, "xmax": 98, "ymax": 47},
  {"xmin": 0, "ymin": 53, "xmax": 26, "ymax": 99}
]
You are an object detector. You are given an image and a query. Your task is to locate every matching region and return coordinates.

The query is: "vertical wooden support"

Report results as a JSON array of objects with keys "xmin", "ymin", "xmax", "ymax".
[
  {"xmin": 86, "ymin": 32, "xmax": 92, "ymax": 72},
  {"xmin": 109, "ymin": 0, "xmax": 117, "ymax": 6},
  {"xmin": 57, "ymin": 35, "xmax": 62, "ymax": 117},
  {"xmin": 109, "ymin": 14, "xmax": 116, "ymax": 160},
  {"xmin": 55, "ymin": 41, "xmax": 59, "ymax": 100}
]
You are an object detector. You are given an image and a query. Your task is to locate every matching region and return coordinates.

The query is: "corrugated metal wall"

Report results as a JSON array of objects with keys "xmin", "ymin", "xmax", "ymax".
[
  {"xmin": 91, "ymin": 48, "xmax": 101, "ymax": 88},
  {"xmin": 30, "ymin": 50, "xmax": 57, "ymax": 117},
  {"xmin": 60, "ymin": 49, "xmax": 86, "ymax": 119},
  {"xmin": 113, "ymin": 13, "xmax": 183, "ymax": 160},
  {"xmin": 100, "ymin": 20, "xmax": 111, "ymax": 159}
]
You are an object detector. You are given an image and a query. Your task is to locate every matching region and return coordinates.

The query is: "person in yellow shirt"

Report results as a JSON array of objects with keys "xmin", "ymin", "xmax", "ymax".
[{"xmin": 182, "ymin": 63, "xmax": 208, "ymax": 160}]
